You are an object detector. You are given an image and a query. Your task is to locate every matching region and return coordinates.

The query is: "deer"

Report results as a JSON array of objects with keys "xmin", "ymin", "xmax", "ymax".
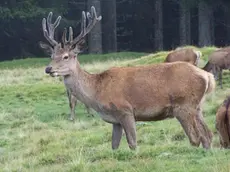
[
  {"xmin": 215, "ymin": 95, "xmax": 230, "ymax": 148},
  {"xmin": 39, "ymin": 6, "xmax": 215, "ymax": 150},
  {"xmin": 164, "ymin": 47, "xmax": 202, "ymax": 66},
  {"xmin": 202, "ymin": 49, "xmax": 230, "ymax": 89},
  {"xmin": 40, "ymin": 12, "xmax": 94, "ymax": 121}
]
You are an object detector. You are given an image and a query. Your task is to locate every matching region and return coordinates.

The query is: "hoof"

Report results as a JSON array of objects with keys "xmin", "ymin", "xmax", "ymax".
[
  {"xmin": 87, "ymin": 114, "xmax": 94, "ymax": 117},
  {"xmin": 68, "ymin": 117, "xmax": 75, "ymax": 121},
  {"xmin": 129, "ymin": 144, "xmax": 137, "ymax": 150}
]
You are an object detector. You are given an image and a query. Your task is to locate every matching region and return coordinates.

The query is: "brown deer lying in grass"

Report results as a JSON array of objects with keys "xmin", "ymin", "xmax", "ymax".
[
  {"xmin": 164, "ymin": 47, "xmax": 202, "ymax": 66},
  {"xmin": 202, "ymin": 48, "xmax": 230, "ymax": 89},
  {"xmin": 40, "ymin": 6, "xmax": 215, "ymax": 150},
  {"xmin": 216, "ymin": 95, "xmax": 230, "ymax": 148}
]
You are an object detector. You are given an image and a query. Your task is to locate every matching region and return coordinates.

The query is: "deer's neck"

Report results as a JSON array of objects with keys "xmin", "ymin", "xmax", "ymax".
[{"xmin": 64, "ymin": 62, "xmax": 97, "ymax": 106}]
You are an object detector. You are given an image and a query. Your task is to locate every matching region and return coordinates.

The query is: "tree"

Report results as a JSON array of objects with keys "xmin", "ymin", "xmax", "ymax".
[
  {"xmin": 154, "ymin": 0, "xmax": 163, "ymax": 51},
  {"xmin": 179, "ymin": 0, "xmax": 191, "ymax": 45},
  {"xmin": 198, "ymin": 0, "xmax": 213, "ymax": 46},
  {"xmin": 223, "ymin": 4, "xmax": 230, "ymax": 45},
  {"xmin": 8, "ymin": 0, "xmax": 16, "ymax": 8},
  {"xmin": 101, "ymin": 0, "xmax": 117, "ymax": 53},
  {"xmin": 87, "ymin": 0, "xmax": 102, "ymax": 54}
]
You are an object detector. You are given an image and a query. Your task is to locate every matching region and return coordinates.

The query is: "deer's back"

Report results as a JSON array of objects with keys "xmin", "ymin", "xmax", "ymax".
[
  {"xmin": 165, "ymin": 49, "xmax": 197, "ymax": 64},
  {"xmin": 95, "ymin": 62, "xmax": 210, "ymax": 112},
  {"xmin": 209, "ymin": 51, "xmax": 230, "ymax": 67}
]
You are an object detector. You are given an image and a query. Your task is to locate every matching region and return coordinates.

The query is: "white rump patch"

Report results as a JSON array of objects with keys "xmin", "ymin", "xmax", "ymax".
[{"xmin": 193, "ymin": 50, "xmax": 202, "ymax": 65}]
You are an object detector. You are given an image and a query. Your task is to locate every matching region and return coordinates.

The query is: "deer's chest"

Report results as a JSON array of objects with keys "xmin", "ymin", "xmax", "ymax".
[
  {"xmin": 96, "ymin": 104, "xmax": 119, "ymax": 124},
  {"xmin": 63, "ymin": 78, "xmax": 77, "ymax": 94}
]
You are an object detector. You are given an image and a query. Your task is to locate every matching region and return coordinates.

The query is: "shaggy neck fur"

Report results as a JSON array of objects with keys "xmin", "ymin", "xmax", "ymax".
[{"xmin": 64, "ymin": 61, "xmax": 97, "ymax": 108}]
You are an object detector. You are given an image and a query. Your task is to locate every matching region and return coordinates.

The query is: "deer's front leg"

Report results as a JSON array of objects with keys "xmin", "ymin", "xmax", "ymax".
[
  {"xmin": 85, "ymin": 104, "xmax": 94, "ymax": 117},
  {"xmin": 67, "ymin": 90, "xmax": 77, "ymax": 121},
  {"xmin": 120, "ymin": 115, "xmax": 137, "ymax": 150},
  {"xmin": 112, "ymin": 123, "xmax": 123, "ymax": 150},
  {"xmin": 219, "ymin": 69, "xmax": 223, "ymax": 89}
]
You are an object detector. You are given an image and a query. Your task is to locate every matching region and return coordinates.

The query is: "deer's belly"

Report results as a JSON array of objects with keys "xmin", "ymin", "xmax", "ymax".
[
  {"xmin": 134, "ymin": 106, "xmax": 173, "ymax": 121},
  {"xmin": 98, "ymin": 112, "xmax": 119, "ymax": 124}
]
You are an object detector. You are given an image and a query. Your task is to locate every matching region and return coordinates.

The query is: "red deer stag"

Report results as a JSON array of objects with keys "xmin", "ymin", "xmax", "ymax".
[
  {"xmin": 40, "ymin": 6, "xmax": 215, "ymax": 150},
  {"xmin": 202, "ymin": 48, "xmax": 230, "ymax": 89},
  {"xmin": 164, "ymin": 47, "xmax": 202, "ymax": 66},
  {"xmin": 215, "ymin": 95, "xmax": 230, "ymax": 148},
  {"xmin": 40, "ymin": 12, "xmax": 93, "ymax": 120}
]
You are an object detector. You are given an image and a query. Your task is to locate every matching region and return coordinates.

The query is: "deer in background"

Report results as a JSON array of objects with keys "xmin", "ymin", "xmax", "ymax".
[
  {"xmin": 202, "ymin": 48, "xmax": 230, "ymax": 89},
  {"xmin": 40, "ymin": 12, "xmax": 94, "ymax": 120},
  {"xmin": 164, "ymin": 47, "xmax": 202, "ymax": 66},
  {"xmin": 215, "ymin": 95, "xmax": 230, "ymax": 148},
  {"xmin": 40, "ymin": 6, "xmax": 215, "ymax": 150},
  {"xmin": 66, "ymin": 89, "xmax": 94, "ymax": 119}
]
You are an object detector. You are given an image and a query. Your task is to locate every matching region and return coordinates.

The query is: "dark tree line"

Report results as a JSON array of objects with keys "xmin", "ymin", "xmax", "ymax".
[{"xmin": 0, "ymin": 0, "xmax": 230, "ymax": 61}]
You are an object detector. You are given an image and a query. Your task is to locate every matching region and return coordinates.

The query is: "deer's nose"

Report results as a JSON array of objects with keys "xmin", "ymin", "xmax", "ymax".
[{"xmin": 45, "ymin": 66, "xmax": 52, "ymax": 74}]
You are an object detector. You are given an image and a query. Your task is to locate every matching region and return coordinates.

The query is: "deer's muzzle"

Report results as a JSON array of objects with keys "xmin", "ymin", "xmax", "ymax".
[{"xmin": 45, "ymin": 66, "xmax": 52, "ymax": 74}]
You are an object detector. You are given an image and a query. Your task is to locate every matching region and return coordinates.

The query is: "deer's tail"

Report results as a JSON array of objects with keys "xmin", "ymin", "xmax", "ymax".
[
  {"xmin": 205, "ymin": 72, "xmax": 216, "ymax": 94},
  {"xmin": 193, "ymin": 50, "xmax": 202, "ymax": 66}
]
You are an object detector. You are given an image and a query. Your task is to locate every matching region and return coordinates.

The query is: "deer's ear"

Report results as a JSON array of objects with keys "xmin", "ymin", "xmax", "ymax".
[{"xmin": 39, "ymin": 41, "xmax": 53, "ymax": 55}]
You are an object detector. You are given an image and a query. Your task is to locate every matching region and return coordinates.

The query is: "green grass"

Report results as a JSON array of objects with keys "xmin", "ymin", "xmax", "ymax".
[{"xmin": 1, "ymin": 47, "xmax": 230, "ymax": 172}]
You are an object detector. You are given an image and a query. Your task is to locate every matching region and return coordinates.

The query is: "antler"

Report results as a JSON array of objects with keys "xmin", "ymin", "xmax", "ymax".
[
  {"xmin": 70, "ymin": 6, "xmax": 102, "ymax": 46},
  {"xmin": 62, "ymin": 27, "xmax": 73, "ymax": 44},
  {"xmin": 42, "ymin": 12, "xmax": 62, "ymax": 47}
]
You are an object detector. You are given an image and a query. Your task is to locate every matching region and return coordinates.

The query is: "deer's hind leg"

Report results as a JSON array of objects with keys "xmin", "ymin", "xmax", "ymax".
[
  {"xmin": 219, "ymin": 69, "xmax": 223, "ymax": 89},
  {"xmin": 195, "ymin": 108, "xmax": 212, "ymax": 149},
  {"xmin": 174, "ymin": 107, "xmax": 201, "ymax": 147}
]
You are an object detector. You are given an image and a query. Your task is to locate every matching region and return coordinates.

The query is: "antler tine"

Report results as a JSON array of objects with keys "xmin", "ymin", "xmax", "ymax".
[
  {"xmin": 85, "ymin": 7, "xmax": 102, "ymax": 34},
  {"xmin": 53, "ymin": 15, "xmax": 61, "ymax": 29},
  {"xmin": 42, "ymin": 12, "xmax": 62, "ymax": 46},
  {"xmin": 82, "ymin": 11, "xmax": 87, "ymax": 35},
  {"xmin": 62, "ymin": 28, "xmax": 68, "ymax": 44},
  {"xmin": 68, "ymin": 27, "xmax": 73, "ymax": 42},
  {"xmin": 42, "ymin": 18, "xmax": 55, "ymax": 46},
  {"xmin": 47, "ymin": 12, "xmax": 53, "ymax": 36},
  {"xmin": 70, "ymin": 11, "xmax": 86, "ymax": 45},
  {"xmin": 71, "ymin": 6, "xmax": 101, "ymax": 45},
  {"xmin": 62, "ymin": 27, "xmax": 74, "ymax": 46}
]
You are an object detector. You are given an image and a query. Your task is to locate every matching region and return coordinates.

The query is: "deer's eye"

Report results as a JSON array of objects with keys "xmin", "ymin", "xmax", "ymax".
[{"xmin": 63, "ymin": 56, "xmax": 69, "ymax": 60}]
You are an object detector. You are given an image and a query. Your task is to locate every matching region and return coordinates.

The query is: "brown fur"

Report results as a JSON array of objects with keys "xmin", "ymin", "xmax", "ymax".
[
  {"xmin": 202, "ymin": 47, "xmax": 230, "ymax": 89},
  {"xmin": 66, "ymin": 89, "xmax": 94, "ymax": 119},
  {"xmin": 216, "ymin": 96, "xmax": 230, "ymax": 148},
  {"xmin": 40, "ymin": 7, "xmax": 216, "ymax": 150},
  {"xmin": 164, "ymin": 48, "xmax": 201, "ymax": 66}
]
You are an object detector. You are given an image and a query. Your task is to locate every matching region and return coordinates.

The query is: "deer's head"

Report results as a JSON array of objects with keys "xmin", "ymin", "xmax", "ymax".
[{"xmin": 40, "ymin": 7, "xmax": 102, "ymax": 77}]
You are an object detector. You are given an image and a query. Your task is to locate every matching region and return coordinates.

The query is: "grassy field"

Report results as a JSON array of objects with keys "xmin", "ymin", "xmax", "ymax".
[{"xmin": 0, "ymin": 48, "xmax": 230, "ymax": 172}]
